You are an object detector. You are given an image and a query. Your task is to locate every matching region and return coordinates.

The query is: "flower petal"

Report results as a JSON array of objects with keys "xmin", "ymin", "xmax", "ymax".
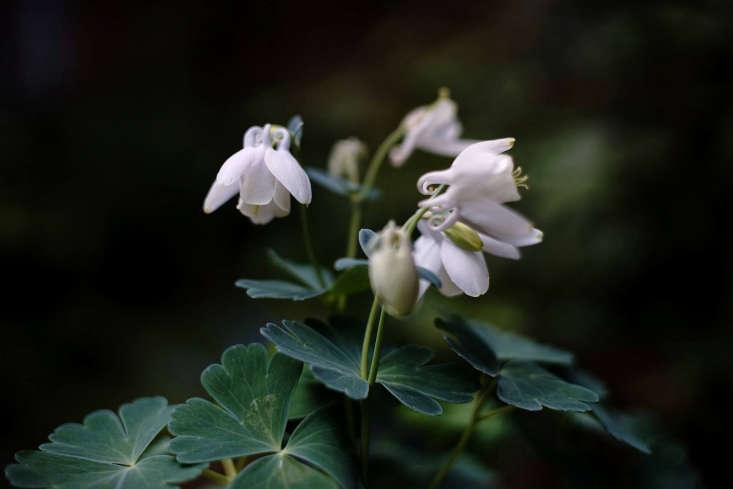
[
  {"xmin": 264, "ymin": 148, "xmax": 312, "ymax": 205},
  {"xmin": 413, "ymin": 235, "xmax": 443, "ymax": 298},
  {"xmin": 461, "ymin": 198, "xmax": 535, "ymax": 242},
  {"xmin": 216, "ymin": 147, "xmax": 253, "ymax": 185},
  {"xmin": 272, "ymin": 181, "xmax": 291, "ymax": 213},
  {"xmin": 203, "ymin": 180, "xmax": 239, "ymax": 214},
  {"xmin": 239, "ymin": 152, "xmax": 277, "ymax": 205},
  {"xmin": 477, "ymin": 231, "xmax": 520, "ymax": 260},
  {"xmin": 237, "ymin": 200, "xmax": 289, "ymax": 225},
  {"xmin": 440, "ymin": 238, "xmax": 489, "ymax": 297}
]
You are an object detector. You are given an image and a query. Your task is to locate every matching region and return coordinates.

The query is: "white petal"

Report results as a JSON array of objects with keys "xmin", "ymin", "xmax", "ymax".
[
  {"xmin": 440, "ymin": 238, "xmax": 489, "ymax": 297},
  {"xmin": 417, "ymin": 136, "xmax": 478, "ymax": 157},
  {"xmin": 416, "ymin": 168, "xmax": 456, "ymax": 195},
  {"xmin": 503, "ymin": 227, "xmax": 543, "ymax": 247},
  {"xmin": 237, "ymin": 200, "xmax": 289, "ymax": 225},
  {"xmin": 239, "ymin": 153, "xmax": 276, "ymax": 205},
  {"xmin": 413, "ymin": 235, "xmax": 442, "ymax": 298},
  {"xmin": 203, "ymin": 180, "xmax": 239, "ymax": 214},
  {"xmin": 272, "ymin": 181, "xmax": 291, "ymax": 213},
  {"xmin": 477, "ymin": 231, "xmax": 520, "ymax": 259},
  {"xmin": 216, "ymin": 148, "xmax": 253, "ymax": 185},
  {"xmin": 437, "ymin": 266, "xmax": 463, "ymax": 296},
  {"xmin": 461, "ymin": 199, "xmax": 535, "ymax": 242},
  {"xmin": 264, "ymin": 147, "xmax": 312, "ymax": 205}
]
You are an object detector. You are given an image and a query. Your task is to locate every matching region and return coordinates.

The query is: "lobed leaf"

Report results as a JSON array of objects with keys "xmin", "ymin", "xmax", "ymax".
[
  {"xmin": 261, "ymin": 320, "xmax": 478, "ymax": 415},
  {"xmin": 5, "ymin": 397, "xmax": 205, "ymax": 489},
  {"xmin": 497, "ymin": 361, "xmax": 599, "ymax": 412},
  {"xmin": 169, "ymin": 344, "xmax": 357, "ymax": 489},
  {"xmin": 436, "ymin": 316, "xmax": 573, "ymax": 377}
]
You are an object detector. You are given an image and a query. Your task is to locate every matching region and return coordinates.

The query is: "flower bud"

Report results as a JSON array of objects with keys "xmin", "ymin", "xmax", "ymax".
[
  {"xmin": 327, "ymin": 137, "xmax": 367, "ymax": 184},
  {"xmin": 368, "ymin": 221, "xmax": 419, "ymax": 316},
  {"xmin": 443, "ymin": 222, "xmax": 483, "ymax": 251}
]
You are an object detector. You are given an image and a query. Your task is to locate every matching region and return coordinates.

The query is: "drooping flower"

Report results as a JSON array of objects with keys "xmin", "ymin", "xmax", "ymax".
[
  {"xmin": 327, "ymin": 137, "xmax": 367, "ymax": 183},
  {"xmin": 413, "ymin": 139, "xmax": 542, "ymax": 297},
  {"xmin": 203, "ymin": 124, "xmax": 312, "ymax": 224},
  {"xmin": 368, "ymin": 221, "xmax": 419, "ymax": 316},
  {"xmin": 389, "ymin": 89, "xmax": 479, "ymax": 167}
]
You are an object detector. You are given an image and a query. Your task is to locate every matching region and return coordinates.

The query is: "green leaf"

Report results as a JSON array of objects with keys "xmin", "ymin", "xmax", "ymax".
[
  {"xmin": 260, "ymin": 320, "xmax": 367, "ymax": 400},
  {"xmin": 436, "ymin": 316, "xmax": 573, "ymax": 377},
  {"xmin": 169, "ymin": 344, "xmax": 357, "ymax": 489},
  {"xmin": 287, "ymin": 115, "xmax": 304, "ymax": 148},
  {"xmin": 591, "ymin": 405, "xmax": 652, "ymax": 454},
  {"xmin": 306, "ymin": 167, "xmax": 380, "ymax": 201},
  {"xmin": 497, "ymin": 361, "xmax": 599, "ymax": 412},
  {"xmin": 289, "ymin": 368, "xmax": 333, "ymax": 420},
  {"xmin": 333, "ymin": 258, "xmax": 368, "ymax": 271},
  {"xmin": 6, "ymin": 397, "xmax": 205, "ymax": 489},
  {"xmin": 235, "ymin": 279, "xmax": 324, "ymax": 300},
  {"xmin": 328, "ymin": 266, "xmax": 371, "ymax": 296},
  {"xmin": 169, "ymin": 344, "xmax": 301, "ymax": 461},
  {"xmin": 376, "ymin": 346, "xmax": 478, "ymax": 416},
  {"xmin": 261, "ymin": 320, "xmax": 478, "ymax": 415},
  {"xmin": 268, "ymin": 249, "xmax": 333, "ymax": 289}
]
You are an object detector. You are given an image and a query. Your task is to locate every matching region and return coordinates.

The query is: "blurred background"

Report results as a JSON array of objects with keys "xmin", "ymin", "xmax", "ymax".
[{"xmin": 2, "ymin": 0, "xmax": 731, "ymax": 488}]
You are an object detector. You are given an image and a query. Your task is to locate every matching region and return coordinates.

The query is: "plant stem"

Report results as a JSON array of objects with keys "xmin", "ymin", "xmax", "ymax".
[
  {"xmin": 345, "ymin": 199, "xmax": 363, "ymax": 259},
  {"xmin": 358, "ymin": 297, "xmax": 381, "ymax": 484},
  {"xmin": 358, "ymin": 125, "xmax": 406, "ymax": 201},
  {"xmin": 202, "ymin": 468, "xmax": 231, "ymax": 485},
  {"xmin": 367, "ymin": 307, "xmax": 387, "ymax": 384},
  {"xmin": 360, "ymin": 297, "xmax": 381, "ymax": 378},
  {"xmin": 299, "ymin": 204, "xmax": 325, "ymax": 288},
  {"xmin": 477, "ymin": 405, "xmax": 515, "ymax": 422},
  {"xmin": 427, "ymin": 379, "xmax": 495, "ymax": 489},
  {"xmin": 221, "ymin": 458, "xmax": 237, "ymax": 480},
  {"xmin": 360, "ymin": 400, "xmax": 370, "ymax": 484}
]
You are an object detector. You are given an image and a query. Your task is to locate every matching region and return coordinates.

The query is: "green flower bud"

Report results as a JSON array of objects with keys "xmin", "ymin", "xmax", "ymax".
[{"xmin": 443, "ymin": 222, "xmax": 483, "ymax": 252}]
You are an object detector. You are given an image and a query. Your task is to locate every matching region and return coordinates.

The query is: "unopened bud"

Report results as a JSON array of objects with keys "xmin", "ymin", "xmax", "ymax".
[
  {"xmin": 327, "ymin": 137, "xmax": 367, "ymax": 184},
  {"xmin": 368, "ymin": 221, "xmax": 419, "ymax": 316},
  {"xmin": 444, "ymin": 222, "xmax": 483, "ymax": 251}
]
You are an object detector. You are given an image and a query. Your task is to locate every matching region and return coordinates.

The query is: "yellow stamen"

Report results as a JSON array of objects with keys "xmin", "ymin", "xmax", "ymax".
[{"xmin": 513, "ymin": 166, "xmax": 530, "ymax": 190}]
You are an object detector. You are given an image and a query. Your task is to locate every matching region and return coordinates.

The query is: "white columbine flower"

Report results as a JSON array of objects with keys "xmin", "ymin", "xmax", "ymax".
[
  {"xmin": 389, "ymin": 90, "xmax": 478, "ymax": 167},
  {"xmin": 413, "ymin": 139, "xmax": 542, "ymax": 297},
  {"xmin": 203, "ymin": 124, "xmax": 312, "ymax": 224},
  {"xmin": 327, "ymin": 137, "xmax": 367, "ymax": 183},
  {"xmin": 368, "ymin": 221, "xmax": 419, "ymax": 316}
]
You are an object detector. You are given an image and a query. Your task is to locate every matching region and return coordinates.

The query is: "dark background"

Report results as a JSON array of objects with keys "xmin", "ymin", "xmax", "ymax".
[{"xmin": 2, "ymin": 1, "xmax": 731, "ymax": 488}]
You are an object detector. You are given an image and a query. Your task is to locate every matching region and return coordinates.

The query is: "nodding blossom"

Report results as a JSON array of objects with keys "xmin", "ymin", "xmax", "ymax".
[
  {"xmin": 327, "ymin": 137, "xmax": 367, "ymax": 183},
  {"xmin": 203, "ymin": 124, "xmax": 312, "ymax": 224},
  {"xmin": 368, "ymin": 221, "xmax": 419, "ymax": 316},
  {"xmin": 389, "ymin": 91, "xmax": 479, "ymax": 167},
  {"xmin": 413, "ymin": 139, "xmax": 542, "ymax": 297}
]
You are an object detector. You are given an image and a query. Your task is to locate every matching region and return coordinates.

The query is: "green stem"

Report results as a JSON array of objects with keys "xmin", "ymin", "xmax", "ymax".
[
  {"xmin": 360, "ymin": 298, "xmax": 381, "ymax": 378},
  {"xmin": 367, "ymin": 307, "xmax": 387, "ymax": 385},
  {"xmin": 477, "ymin": 405, "xmax": 515, "ymax": 422},
  {"xmin": 202, "ymin": 468, "xmax": 231, "ymax": 485},
  {"xmin": 299, "ymin": 204, "xmax": 325, "ymax": 288},
  {"xmin": 358, "ymin": 297, "xmax": 381, "ymax": 484},
  {"xmin": 426, "ymin": 379, "xmax": 494, "ymax": 489},
  {"xmin": 221, "ymin": 458, "xmax": 237, "ymax": 480},
  {"xmin": 345, "ymin": 200, "xmax": 363, "ymax": 259},
  {"xmin": 358, "ymin": 125, "xmax": 407, "ymax": 202},
  {"xmin": 360, "ymin": 400, "xmax": 370, "ymax": 484}
]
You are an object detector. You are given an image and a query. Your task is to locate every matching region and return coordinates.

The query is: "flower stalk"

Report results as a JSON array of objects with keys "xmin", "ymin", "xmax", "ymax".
[{"xmin": 299, "ymin": 204, "xmax": 325, "ymax": 288}]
